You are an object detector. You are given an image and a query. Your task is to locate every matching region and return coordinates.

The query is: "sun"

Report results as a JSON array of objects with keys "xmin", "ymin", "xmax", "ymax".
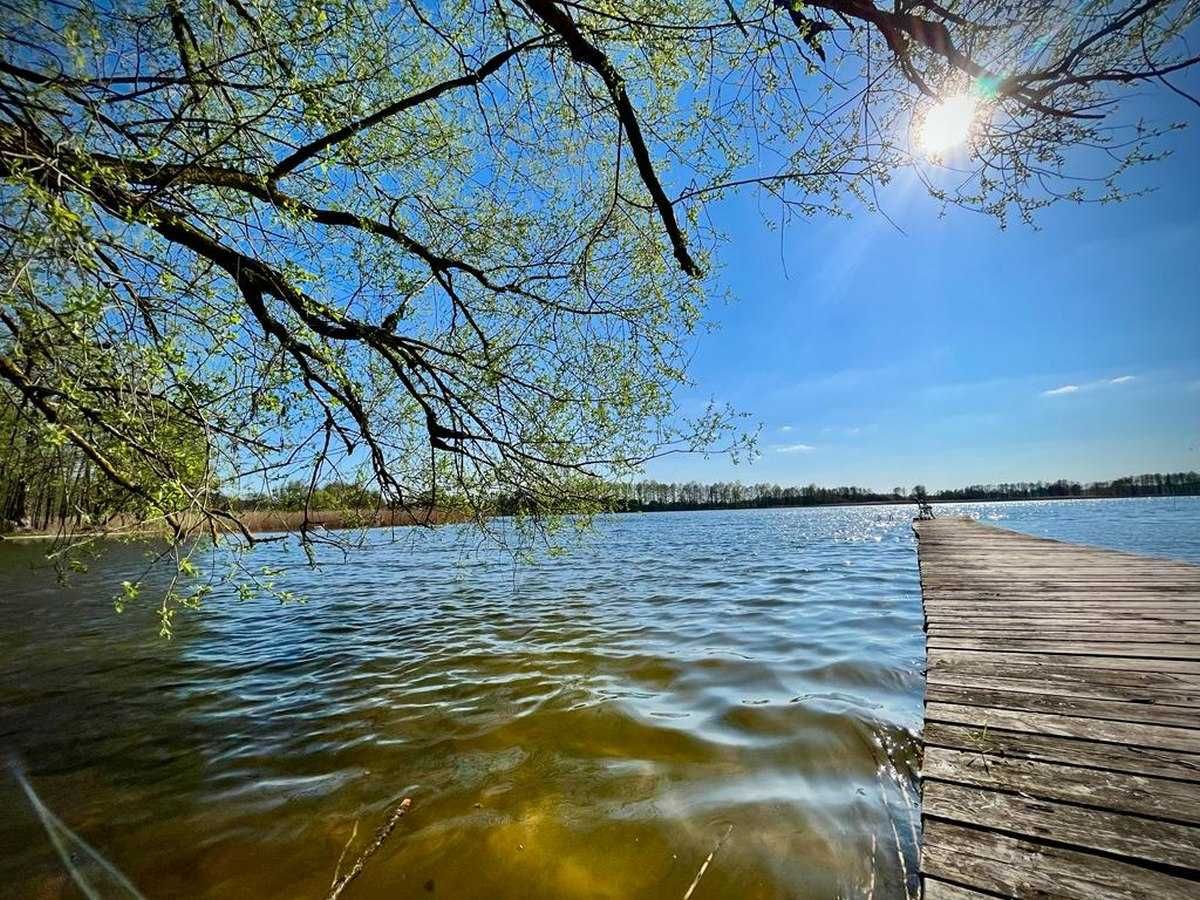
[{"xmin": 918, "ymin": 94, "xmax": 977, "ymax": 155}]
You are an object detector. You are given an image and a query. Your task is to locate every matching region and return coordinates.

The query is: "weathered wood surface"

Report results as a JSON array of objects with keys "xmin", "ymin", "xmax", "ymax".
[{"xmin": 914, "ymin": 518, "xmax": 1200, "ymax": 899}]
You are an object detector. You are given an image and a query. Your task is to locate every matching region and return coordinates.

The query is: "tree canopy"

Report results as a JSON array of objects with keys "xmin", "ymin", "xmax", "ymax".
[{"xmin": 1, "ymin": 1, "xmax": 1197, "ymax": 600}]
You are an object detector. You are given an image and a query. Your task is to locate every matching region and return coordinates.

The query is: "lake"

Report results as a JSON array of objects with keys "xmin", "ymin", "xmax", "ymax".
[{"xmin": 2, "ymin": 497, "xmax": 1198, "ymax": 898}]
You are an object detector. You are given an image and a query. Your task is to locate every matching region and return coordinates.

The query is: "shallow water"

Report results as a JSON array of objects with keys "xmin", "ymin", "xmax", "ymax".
[{"xmin": 1, "ymin": 497, "xmax": 1196, "ymax": 898}]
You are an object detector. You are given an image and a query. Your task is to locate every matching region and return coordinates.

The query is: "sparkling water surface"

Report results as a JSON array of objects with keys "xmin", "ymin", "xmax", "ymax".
[{"xmin": 1, "ymin": 497, "xmax": 1196, "ymax": 898}]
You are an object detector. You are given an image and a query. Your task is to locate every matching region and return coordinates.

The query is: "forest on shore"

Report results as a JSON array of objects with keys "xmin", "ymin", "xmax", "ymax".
[
  {"xmin": 608, "ymin": 472, "xmax": 1200, "ymax": 513},
  {"xmin": 5, "ymin": 457, "xmax": 1198, "ymax": 535},
  {"xmin": 180, "ymin": 470, "xmax": 1200, "ymax": 518},
  {"xmin": 5, "ymin": 437, "xmax": 1197, "ymax": 536}
]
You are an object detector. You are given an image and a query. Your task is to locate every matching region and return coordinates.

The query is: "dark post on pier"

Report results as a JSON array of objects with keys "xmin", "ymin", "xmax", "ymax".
[{"xmin": 913, "ymin": 518, "xmax": 1200, "ymax": 899}]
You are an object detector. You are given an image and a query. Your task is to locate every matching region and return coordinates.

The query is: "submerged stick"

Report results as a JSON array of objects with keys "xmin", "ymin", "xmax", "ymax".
[
  {"xmin": 866, "ymin": 833, "xmax": 877, "ymax": 900},
  {"xmin": 9, "ymin": 757, "xmax": 146, "ymax": 900},
  {"xmin": 682, "ymin": 823, "xmax": 733, "ymax": 900},
  {"xmin": 878, "ymin": 781, "xmax": 914, "ymax": 900},
  {"xmin": 330, "ymin": 819, "xmax": 359, "ymax": 890},
  {"xmin": 326, "ymin": 798, "xmax": 412, "ymax": 900}
]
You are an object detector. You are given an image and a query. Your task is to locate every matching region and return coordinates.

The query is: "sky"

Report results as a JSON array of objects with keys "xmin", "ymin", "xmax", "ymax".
[{"xmin": 649, "ymin": 81, "xmax": 1200, "ymax": 492}]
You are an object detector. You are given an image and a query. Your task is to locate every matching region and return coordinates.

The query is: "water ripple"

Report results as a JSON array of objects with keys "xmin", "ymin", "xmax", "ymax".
[{"xmin": 6, "ymin": 500, "xmax": 1190, "ymax": 897}]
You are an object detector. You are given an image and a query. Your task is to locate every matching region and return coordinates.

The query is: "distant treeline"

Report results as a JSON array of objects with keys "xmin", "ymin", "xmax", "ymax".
[
  {"xmin": 926, "ymin": 471, "xmax": 1200, "ymax": 502},
  {"xmin": 609, "ymin": 471, "xmax": 1200, "ymax": 512},
  {"xmin": 6, "ymin": 464, "xmax": 1198, "ymax": 535},
  {"xmin": 211, "ymin": 470, "xmax": 1200, "ymax": 514},
  {"xmin": 223, "ymin": 480, "xmax": 388, "ymax": 514}
]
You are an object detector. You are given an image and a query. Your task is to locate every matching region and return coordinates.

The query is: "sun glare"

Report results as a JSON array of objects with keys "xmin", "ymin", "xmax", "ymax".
[{"xmin": 918, "ymin": 94, "xmax": 977, "ymax": 155}]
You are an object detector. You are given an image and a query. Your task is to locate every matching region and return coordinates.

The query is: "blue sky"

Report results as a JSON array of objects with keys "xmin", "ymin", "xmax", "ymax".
[{"xmin": 651, "ymin": 83, "xmax": 1200, "ymax": 491}]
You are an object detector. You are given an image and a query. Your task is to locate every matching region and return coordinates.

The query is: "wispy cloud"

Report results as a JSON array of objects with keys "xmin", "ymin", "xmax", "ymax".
[
  {"xmin": 1041, "ymin": 375, "xmax": 1137, "ymax": 398},
  {"xmin": 774, "ymin": 443, "xmax": 816, "ymax": 454},
  {"xmin": 779, "ymin": 425, "xmax": 794, "ymax": 432},
  {"xmin": 776, "ymin": 364, "xmax": 905, "ymax": 399},
  {"xmin": 1042, "ymin": 384, "xmax": 1080, "ymax": 396},
  {"xmin": 819, "ymin": 424, "xmax": 872, "ymax": 437}
]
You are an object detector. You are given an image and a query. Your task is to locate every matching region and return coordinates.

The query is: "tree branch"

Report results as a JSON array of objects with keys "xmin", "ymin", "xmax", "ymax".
[
  {"xmin": 525, "ymin": 0, "xmax": 702, "ymax": 276},
  {"xmin": 270, "ymin": 37, "xmax": 545, "ymax": 181}
]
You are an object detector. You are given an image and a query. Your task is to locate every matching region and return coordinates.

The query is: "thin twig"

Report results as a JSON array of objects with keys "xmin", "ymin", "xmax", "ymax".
[
  {"xmin": 682, "ymin": 823, "xmax": 733, "ymax": 900},
  {"xmin": 878, "ymin": 781, "xmax": 914, "ymax": 900},
  {"xmin": 326, "ymin": 798, "xmax": 412, "ymax": 900},
  {"xmin": 330, "ymin": 819, "xmax": 359, "ymax": 890},
  {"xmin": 866, "ymin": 832, "xmax": 877, "ymax": 899}
]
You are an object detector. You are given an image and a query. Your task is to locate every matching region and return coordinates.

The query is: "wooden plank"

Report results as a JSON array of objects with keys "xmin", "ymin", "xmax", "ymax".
[
  {"xmin": 926, "ymin": 654, "xmax": 1200, "ymax": 686},
  {"xmin": 923, "ymin": 574, "xmax": 1200, "ymax": 580},
  {"xmin": 924, "ymin": 582, "xmax": 1200, "ymax": 588},
  {"xmin": 922, "ymin": 746, "xmax": 1200, "ymax": 825},
  {"xmin": 922, "ymin": 571, "xmax": 1200, "ymax": 578},
  {"xmin": 922, "ymin": 878, "xmax": 997, "ymax": 899},
  {"xmin": 926, "ymin": 629, "xmax": 1200, "ymax": 639},
  {"xmin": 926, "ymin": 683, "xmax": 1200, "ymax": 728},
  {"xmin": 925, "ymin": 702, "xmax": 1200, "ymax": 753},
  {"xmin": 921, "ymin": 567, "xmax": 1199, "ymax": 574},
  {"xmin": 922, "ymin": 586, "xmax": 1200, "ymax": 594},
  {"xmin": 925, "ymin": 638, "xmax": 1200, "ymax": 659},
  {"xmin": 923, "ymin": 586, "xmax": 1200, "ymax": 593},
  {"xmin": 926, "ymin": 611, "xmax": 1200, "ymax": 619},
  {"xmin": 927, "ymin": 628, "xmax": 1200, "ymax": 643},
  {"xmin": 926, "ymin": 671, "xmax": 1200, "ymax": 708},
  {"xmin": 924, "ymin": 604, "xmax": 1200, "ymax": 615},
  {"xmin": 927, "ymin": 647, "xmax": 1200, "ymax": 674},
  {"xmin": 926, "ymin": 600, "xmax": 1199, "ymax": 609},
  {"xmin": 923, "ymin": 586, "xmax": 1200, "ymax": 592},
  {"xmin": 925, "ymin": 618, "xmax": 1200, "ymax": 630},
  {"xmin": 920, "ymin": 820, "xmax": 1200, "ymax": 899},
  {"xmin": 922, "ymin": 570, "xmax": 1200, "ymax": 579},
  {"xmin": 921, "ymin": 573, "xmax": 1199, "ymax": 579},
  {"xmin": 923, "ymin": 780, "xmax": 1200, "ymax": 869},
  {"xmin": 924, "ymin": 589, "xmax": 1200, "ymax": 594},
  {"xmin": 923, "ymin": 591, "xmax": 1200, "ymax": 599},
  {"xmin": 926, "ymin": 615, "xmax": 1200, "ymax": 625},
  {"xmin": 923, "ymin": 722, "xmax": 1200, "ymax": 782},
  {"xmin": 926, "ymin": 619, "xmax": 1200, "ymax": 624},
  {"xmin": 927, "ymin": 656, "xmax": 1200, "ymax": 689},
  {"xmin": 914, "ymin": 518, "xmax": 1200, "ymax": 897},
  {"xmin": 923, "ymin": 579, "xmax": 1200, "ymax": 584},
  {"xmin": 926, "ymin": 620, "xmax": 1200, "ymax": 630}
]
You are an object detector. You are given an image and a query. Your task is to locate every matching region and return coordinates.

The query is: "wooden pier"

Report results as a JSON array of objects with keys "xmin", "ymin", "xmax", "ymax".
[{"xmin": 913, "ymin": 517, "xmax": 1200, "ymax": 899}]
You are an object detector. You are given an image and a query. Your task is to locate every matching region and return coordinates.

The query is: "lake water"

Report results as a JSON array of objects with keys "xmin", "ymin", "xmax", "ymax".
[{"xmin": 1, "ymin": 497, "xmax": 1197, "ymax": 898}]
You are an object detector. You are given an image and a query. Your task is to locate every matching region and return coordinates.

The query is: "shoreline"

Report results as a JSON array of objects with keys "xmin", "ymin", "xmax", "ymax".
[
  {"xmin": 3, "ymin": 493, "xmax": 1195, "ymax": 543},
  {"xmin": 611, "ymin": 492, "xmax": 1199, "ymax": 515},
  {"xmin": 0, "ymin": 506, "xmax": 467, "ymax": 543}
]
